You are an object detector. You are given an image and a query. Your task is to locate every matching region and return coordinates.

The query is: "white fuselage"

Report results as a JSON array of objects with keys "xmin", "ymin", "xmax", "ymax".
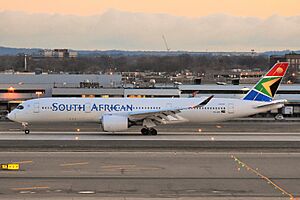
[{"xmin": 8, "ymin": 97, "xmax": 284, "ymax": 125}]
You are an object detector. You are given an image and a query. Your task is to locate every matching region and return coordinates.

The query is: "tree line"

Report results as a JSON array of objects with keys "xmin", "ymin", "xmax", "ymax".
[{"xmin": 0, "ymin": 54, "xmax": 269, "ymax": 74}]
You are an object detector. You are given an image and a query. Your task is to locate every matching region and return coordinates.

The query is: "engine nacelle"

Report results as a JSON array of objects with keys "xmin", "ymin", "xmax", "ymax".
[{"xmin": 101, "ymin": 114, "xmax": 129, "ymax": 132}]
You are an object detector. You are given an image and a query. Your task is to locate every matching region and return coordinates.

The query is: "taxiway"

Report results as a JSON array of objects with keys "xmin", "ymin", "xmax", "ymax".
[{"xmin": 0, "ymin": 151, "xmax": 299, "ymax": 199}]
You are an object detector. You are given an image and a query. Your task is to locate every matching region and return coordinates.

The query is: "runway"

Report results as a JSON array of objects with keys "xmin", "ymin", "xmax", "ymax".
[
  {"xmin": 0, "ymin": 131, "xmax": 300, "ymax": 150},
  {"xmin": 0, "ymin": 151, "xmax": 299, "ymax": 199},
  {"xmin": 0, "ymin": 121, "xmax": 299, "ymax": 199},
  {"xmin": 0, "ymin": 120, "xmax": 299, "ymax": 150},
  {"xmin": 1, "ymin": 120, "xmax": 300, "ymax": 133}
]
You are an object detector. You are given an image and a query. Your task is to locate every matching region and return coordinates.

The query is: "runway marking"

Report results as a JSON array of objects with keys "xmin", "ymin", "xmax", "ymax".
[
  {"xmin": 78, "ymin": 190, "xmax": 95, "ymax": 194},
  {"xmin": 11, "ymin": 186, "xmax": 50, "ymax": 191},
  {"xmin": 101, "ymin": 164, "xmax": 137, "ymax": 168},
  {"xmin": 101, "ymin": 164, "xmax": 162, "ymax": 171},
  {"xmin": 102, "ymin": 167, "xmax": 161, "ymax": 171},
  {"xmin": 14, "ymin": 160, "xmax": 33, "ymax": 164},
  {"xmin": 8, "ymin": 129, "xmax": 21, "ymax": 131},
  {"xmin": 231, "ymin": 155, "xmax": 296, "ymax": 200},
  {"xmin": 60, "ymin": 162, "xmax": 89, "ymax": 167}
]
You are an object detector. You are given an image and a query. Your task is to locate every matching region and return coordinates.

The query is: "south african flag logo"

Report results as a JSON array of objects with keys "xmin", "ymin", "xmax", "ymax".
[{"xmin": 243, "ymin": 62, "xmax": 289, "ymax": 102}]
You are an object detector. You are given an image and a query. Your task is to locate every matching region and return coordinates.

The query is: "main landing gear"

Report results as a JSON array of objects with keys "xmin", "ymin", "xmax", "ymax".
[
  {"xmin": 141, "ymin": 127, "xmax": 157, "ymax": 135},
  {"xmin": 22, "ymin": 122, "xmax": 30, "ymax": 134}
]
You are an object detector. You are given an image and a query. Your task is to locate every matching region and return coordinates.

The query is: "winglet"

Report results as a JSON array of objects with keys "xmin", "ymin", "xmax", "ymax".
[{"xmin": 194, "ymin": 95, "xmax": 214, "ymax": 108}]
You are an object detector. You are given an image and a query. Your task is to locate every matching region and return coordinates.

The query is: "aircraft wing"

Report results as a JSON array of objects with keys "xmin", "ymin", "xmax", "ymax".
[
  {"xmin": 255, "ymin": 99, "xmax": 287, "ymax": 109},
  {"xmin": 128, "ymin": 95, "xmax": 213, "ymax": 122}
]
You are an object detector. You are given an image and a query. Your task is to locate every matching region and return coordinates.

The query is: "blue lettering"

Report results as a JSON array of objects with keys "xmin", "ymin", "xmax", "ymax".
[
  {"xmin": 104, "ymin": 104, "xmax": 110, "ymax": 111},
  {"xmin": 73, "ymin": 104, "xmax": 78, "ymax": 111},
  {"xmin": 110, "ymin": 104, "xmax": 114, "ymax": 111},
  {"xmin": 127, "ymin": 104, "xmax": 133, "ymax": 111},
  {"xmin": 91, "ymin": 103, "xmax": 98, "ymax": 111},
  {"xmin": 78, "ymin": 104, "xmax": 85, "ymax": 111},
  {"xmin": 120, "ymin": 105, "xmax": 126, "ymax": 111},
  {"xmin": 65, "ymin": 104, "xmax": 72, "ymax": 111},
  {"xmin": 59, "ymin": 104, "xmax": 65, "ymax": 111},
  {"xmin": 114, "ymin": 104, "xmax": 120, "ymax": 111},
  {"xmin": 79, "ymin": 103, "xmax": 134, "ymax": 112},
  {"xmin": 52, "ymin": 103, "xmax": 58, "ymax": 111}
]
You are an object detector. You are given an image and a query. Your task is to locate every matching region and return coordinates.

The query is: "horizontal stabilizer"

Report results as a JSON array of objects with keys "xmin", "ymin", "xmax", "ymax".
[{"xmin": 255, "ymin": 100, "xmax": 287, "ymax": 109}]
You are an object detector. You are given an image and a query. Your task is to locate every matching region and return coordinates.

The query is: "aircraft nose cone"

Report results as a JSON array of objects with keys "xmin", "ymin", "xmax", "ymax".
[{"xmin": 7, "ymin": 112, "xmax": 15, "ymax": 121}]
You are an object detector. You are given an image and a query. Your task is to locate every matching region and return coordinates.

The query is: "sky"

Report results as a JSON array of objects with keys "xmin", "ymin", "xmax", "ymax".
[{"xmin": 1, "ymin": 0, "xmax": 300, "ymax": 51}]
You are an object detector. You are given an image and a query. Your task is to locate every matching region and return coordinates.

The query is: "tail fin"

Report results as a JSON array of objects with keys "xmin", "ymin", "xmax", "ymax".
[{"xmin": 243, "ymin": 62, "xmax": 289, "ymax": 102}]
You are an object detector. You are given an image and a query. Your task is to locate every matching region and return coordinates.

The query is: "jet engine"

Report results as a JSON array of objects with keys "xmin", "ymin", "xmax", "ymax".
[{"xmin": 101, "ymin": 114, "xmax": 129, "ymax": 132}]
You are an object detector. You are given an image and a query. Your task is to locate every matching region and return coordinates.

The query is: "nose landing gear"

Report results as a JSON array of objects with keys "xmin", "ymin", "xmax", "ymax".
[
  {"xmin": 141, "ymin": 127, "xmax": 157, "ymax": 135},
  {"xmin": 22, "ymin": 122, "xmax": 30, "ymax": 134}
]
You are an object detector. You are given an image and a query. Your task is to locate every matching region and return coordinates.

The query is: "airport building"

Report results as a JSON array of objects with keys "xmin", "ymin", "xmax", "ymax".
[
  {"xmin": 0, "ymin": 72, "xmax": 122, "ymax": 113},
  {"xmin": 270, "ymin": 53, "xmax": 300, "ymax": 79},
  {"xmin": 36, "ymin": 49, "xmax": 78, "ymax": 58}
]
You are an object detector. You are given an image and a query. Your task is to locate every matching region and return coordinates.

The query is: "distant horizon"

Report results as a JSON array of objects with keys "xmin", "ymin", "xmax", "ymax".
[{"xmin": 1, "ymin": 45, "xmax": 299, "ymax": 54}]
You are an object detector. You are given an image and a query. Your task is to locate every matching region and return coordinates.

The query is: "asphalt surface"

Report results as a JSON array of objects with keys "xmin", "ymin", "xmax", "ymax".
[
  {"xmin": 0, "ymin": 120, "xmax": 299, "ymax": 199},
  {"xmin": 0, "ymin": 132, "xmax": 300, "ymax": 150},
  {"xmin": 0, "ymin": 120, "xmax": 299, "ymax": 150},
  {"xmin": 0, "ymin": 152, "xmax": 299, "ymax": 199},
  {"xmin": 1, "ymin": 120, "xmax": 300, "ymax": 133}
]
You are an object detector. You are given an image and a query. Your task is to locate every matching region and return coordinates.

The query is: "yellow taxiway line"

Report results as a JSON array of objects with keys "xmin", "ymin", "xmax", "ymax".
[{"xmin": 231, "ymin": 155, "xmax": 296, "ymax": 200}]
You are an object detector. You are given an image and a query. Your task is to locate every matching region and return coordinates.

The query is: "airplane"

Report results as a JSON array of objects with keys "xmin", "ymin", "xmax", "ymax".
[{"xmin": 7, "ymin": 62, "xmax": 289, "ymax": 135}]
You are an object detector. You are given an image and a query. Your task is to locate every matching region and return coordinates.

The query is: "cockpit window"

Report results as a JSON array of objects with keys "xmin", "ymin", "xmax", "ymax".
[{"xmin": 16, "ymin": 105, "xmax": 24, "ymax": 110}]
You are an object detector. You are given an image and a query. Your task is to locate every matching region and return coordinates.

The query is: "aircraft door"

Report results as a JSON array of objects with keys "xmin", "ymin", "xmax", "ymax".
[
  {"xmin": 228, "ymin": 103, "xmax": 234, "ymax": 114},
  {"xmin": 33, "ymin": 102, "xmax": 39, "ymax": 113}
]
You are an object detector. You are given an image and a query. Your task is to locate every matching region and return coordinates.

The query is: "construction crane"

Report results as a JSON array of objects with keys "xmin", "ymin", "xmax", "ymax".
[{"xmin": 162, "ymin": 35, "xmax": 170, "ymax": 51}]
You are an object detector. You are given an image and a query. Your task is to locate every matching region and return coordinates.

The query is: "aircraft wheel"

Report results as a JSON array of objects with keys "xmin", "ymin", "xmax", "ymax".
[
  {"xmin": 149, "ymin": 128, "xmax": 157, "ymax": 135},
  {"xmin": 141, "ymin": 128, "xmax": 149, "ymax": 135},
  {"xmin": 24, "ymin": 130, "xmax": 30, "ymax": 134}
]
